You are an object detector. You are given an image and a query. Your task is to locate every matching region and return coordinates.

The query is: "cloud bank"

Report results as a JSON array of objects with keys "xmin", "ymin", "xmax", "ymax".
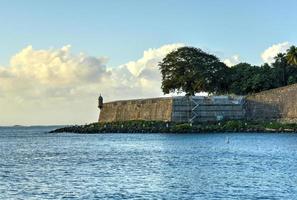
[
  {"xmin": 1, "ymin": 41, "xmax": 293, "ymax": 125},
  {"xmin": 0, "ymin": 44, "xmax": 183, "ymax": 125},
  {"xmin": 261, "ymin": 42, "xmax": 290, "ymax": 64}
]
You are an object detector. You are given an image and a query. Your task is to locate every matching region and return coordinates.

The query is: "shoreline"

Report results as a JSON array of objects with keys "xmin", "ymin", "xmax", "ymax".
[{"xmin": 50, "ymin": 120, "xmax": 297, "ymax": 134}]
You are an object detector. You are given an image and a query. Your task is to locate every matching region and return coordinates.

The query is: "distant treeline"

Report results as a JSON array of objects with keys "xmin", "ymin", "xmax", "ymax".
[{"xmin": 159, "ymin": 46, "xmax": 297, "ymax": 95}]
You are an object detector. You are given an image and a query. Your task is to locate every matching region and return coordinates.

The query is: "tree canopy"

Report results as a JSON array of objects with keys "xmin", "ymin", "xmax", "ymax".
[
  {"xmin": 286, "ymin": 45, "xmax": 297, "ymax": 66},
  {"xmin": 159, "ymin": 47, "xmax": 229, "ymax": 96},
  {"xmin": 159, "ymin": 45, "xmax": 297, "ymax": 96}
]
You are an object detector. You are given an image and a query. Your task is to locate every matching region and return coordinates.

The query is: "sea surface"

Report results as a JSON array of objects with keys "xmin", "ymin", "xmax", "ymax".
[{"xmin": 1, "ymin": 127, "xmax": 297, "ymax": 199}]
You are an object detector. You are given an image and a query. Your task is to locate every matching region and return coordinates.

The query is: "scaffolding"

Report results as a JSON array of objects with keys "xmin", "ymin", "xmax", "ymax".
[{"xmin": 172, "ymin": 96, "xmax": 245, "ymax": 123}]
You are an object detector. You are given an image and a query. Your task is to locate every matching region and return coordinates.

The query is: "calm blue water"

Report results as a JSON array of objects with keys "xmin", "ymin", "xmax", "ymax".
[{"xmin": 1, "ymin": 127, "xmax": 297, "ymax": 199}]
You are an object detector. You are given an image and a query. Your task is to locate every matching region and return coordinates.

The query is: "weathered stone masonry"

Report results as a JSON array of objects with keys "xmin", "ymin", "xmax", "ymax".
[
  {"xmin": 99, "ymin": 84, "xmax": 297, "ymax": 123},
  {"xmin": 99, "ymin": 96, "xmax": 245, "ymax": 123},
  {"xmin": 245, "ymin": 83, "xmax": 297, "ymax": 122},
  {"xmin": 99, "ymin": 97, "xmax": 173, "ymax": 122}
]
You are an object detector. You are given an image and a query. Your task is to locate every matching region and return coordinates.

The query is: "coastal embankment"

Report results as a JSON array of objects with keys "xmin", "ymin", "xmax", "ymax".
[{"xmin": 50, "ymin": 120, "xmax": 297, "ymax": 134}]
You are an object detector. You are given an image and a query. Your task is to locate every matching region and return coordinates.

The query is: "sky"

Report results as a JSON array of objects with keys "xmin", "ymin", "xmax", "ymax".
[{"xmin": 1, "ymin": 0, "xmax": 297, "ymax": 125}]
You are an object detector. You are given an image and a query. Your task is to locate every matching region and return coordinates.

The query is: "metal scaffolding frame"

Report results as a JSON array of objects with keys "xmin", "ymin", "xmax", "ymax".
[{"xmin": 189, "ymin": 96, "xmax": 200, "ymax": 123}]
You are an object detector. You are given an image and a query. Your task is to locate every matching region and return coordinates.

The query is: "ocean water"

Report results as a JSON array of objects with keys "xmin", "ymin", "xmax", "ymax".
[{"xmin": 1, "ymin": 127, "xmax": 297, "ymax": 199}]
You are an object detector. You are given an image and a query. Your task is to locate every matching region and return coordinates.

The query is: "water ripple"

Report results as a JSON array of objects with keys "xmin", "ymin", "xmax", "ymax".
[{"xmin": 1, "ymin": 127, "xmax": 297, "ymax": 199}]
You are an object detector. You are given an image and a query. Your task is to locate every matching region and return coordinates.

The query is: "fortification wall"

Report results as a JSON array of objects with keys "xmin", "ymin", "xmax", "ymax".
[
  {"xmin": 99, "ymin": 96, "xmax": 245, "ymax": 123},
  {"xmin": 246, "ymin": 83, "xmax": 297, "ymax": 122},
  {"xmin": 99, "ymin": 84, "xmax": 297, "ymax": 123},
  {"xmin": 99, "ymin": 97, "xmax": 173, "ymax": 122}
]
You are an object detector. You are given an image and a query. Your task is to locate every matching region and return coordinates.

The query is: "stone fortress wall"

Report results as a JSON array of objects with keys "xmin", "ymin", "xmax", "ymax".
[
  {"xmin": 99, "ymin": 96, "xmax": 246, "ymax": 123},
  {"xmin": 245, "ymin": 83, "xmax": 297, "ymax": 122},
  {"xmin": 99, "ymin": 97, "xmax": 173, "ymax": 122},
  {"xmin": 99, "ymin": 84, "xmax": 297, "ymax": 123}
]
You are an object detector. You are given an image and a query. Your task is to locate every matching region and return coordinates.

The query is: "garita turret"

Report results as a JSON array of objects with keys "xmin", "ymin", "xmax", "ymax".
[{"xmin": 98, "ymin": 94, "xmax": 103, "ymax": 110}]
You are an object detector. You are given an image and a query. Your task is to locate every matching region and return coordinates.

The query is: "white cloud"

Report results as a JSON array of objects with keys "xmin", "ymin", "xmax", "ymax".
[
  {"xmin": 124, "ymin": 44, "xmax": 184, "ymax": 76},
  {"xmin": 223, "ymin": 55, "xmax": 241, "ymax": 67},
  {"xmin": 0, "ymin": 43, "xmax": 183, "ymax": 125},
  {"xmin": 261, "ymin": 42, "xmax": 290, "ymax": 64}
]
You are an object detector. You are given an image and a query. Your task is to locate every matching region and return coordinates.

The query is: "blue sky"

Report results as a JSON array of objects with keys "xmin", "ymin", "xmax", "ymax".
[
  {"xmin": 0, "ymin": 0, "xmax": 296, "ymax": 66},
  {"xmin": 1, "ymin": 0, "xmax": 297, "ymax": 125}
]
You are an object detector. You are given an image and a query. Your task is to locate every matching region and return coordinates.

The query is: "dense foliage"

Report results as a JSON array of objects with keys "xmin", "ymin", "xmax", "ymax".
[
  {"xmin": 159, "ymin": 47, "xmax": 229, "ymax": 95},
  {"xmin": 159, "ymin": 45, "xmax": 297, "ymax": 95}
]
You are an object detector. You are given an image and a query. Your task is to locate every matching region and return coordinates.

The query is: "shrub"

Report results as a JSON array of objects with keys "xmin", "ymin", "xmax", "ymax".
[
  {"xmin": 172, "ymin": 123, "xmax": 192, "ymax": 133},
  {"xmin": 223, "ymin": 120, "xmax": 243, "ymax": 130}
]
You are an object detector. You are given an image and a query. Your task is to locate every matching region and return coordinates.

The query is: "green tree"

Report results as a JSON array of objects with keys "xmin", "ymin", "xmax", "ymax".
[
  {"xmin": 229, "ymin": 63, "xmax": 258, "ymax": 95},
  {"xmin": 288, "ymin": 76, "xmax": 297, "ymax": 85},
  {"xmin": 229, "ymin": 63, "xmax": 281, "ymax": 95},
  {"xmin": 251, "ymin": 63, "xmax": 281, "ymax": 92},
  {"xmin": 286, "ymin": 45, "xmax": 297, "ymax": 66},
  {"xmin": 286, "ymin": 66, "xmax": 297, "ymax": 85},
  {"xmin": 159, "ymin": 47, "xmax": 229, "ymax": 95},
  {"xmin": 273, "ymin": 53, "xmax": 288, "ymax": 85}
]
